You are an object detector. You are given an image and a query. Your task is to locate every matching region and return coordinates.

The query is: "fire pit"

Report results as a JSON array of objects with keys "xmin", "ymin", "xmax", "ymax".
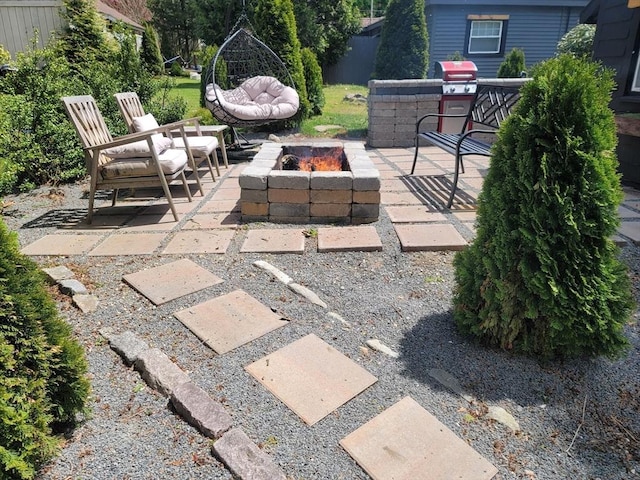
[{"xmin": 239, "ymin": 141, "xmax": 380, "ymax": 224}]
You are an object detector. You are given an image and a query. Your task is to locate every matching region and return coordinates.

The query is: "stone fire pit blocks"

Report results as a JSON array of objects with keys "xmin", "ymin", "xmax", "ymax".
[{"xmin": 239, "ymin": 141, "xmax": 380, "ymax": 224}]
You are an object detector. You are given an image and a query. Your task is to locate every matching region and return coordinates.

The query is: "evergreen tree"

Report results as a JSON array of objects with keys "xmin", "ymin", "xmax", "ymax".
[
  {"xmin": 252, "ymin": 0, "xmax": 310, "ymax": 121},
  {"xmin": 140, "ymin": 23, "xmax": 164, "ymax": 75},
  {"xmin": 373, "ymin": 0, "xmax": 428, "ymax": 79},
  {"xmin": 497, "ymin": 48, "xmax": 526, "ymax": 78},
  {"xmin": 301, "ymin": 48, "xmax": 325, "ymax": 116},
  {"xmin": 557, "ymin": 23, "xmax": 596, "ymax": 59},
  {"xmin": 60, "ymin": 0, "xmax": 113, "ymax": 64},
  {"xmin": 0, "ymin": 218, "xmax": 89, "ymax": 479},
  {"xmin": 453, "ymin": 55, "xmax": 633, "ymax": 359}
]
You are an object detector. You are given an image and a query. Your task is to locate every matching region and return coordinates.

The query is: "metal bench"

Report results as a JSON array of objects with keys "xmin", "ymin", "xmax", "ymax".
[{"xmin": 410, "ymin": 84, "xmax": 521, "ymax": 208}]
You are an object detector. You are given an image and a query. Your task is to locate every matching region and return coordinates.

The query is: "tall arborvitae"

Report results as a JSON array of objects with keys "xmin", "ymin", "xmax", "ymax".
[
  {"xmin": 60, "ymin": 0, "xmax": 113, "ymax": 64},
  {"xmin": 453, "ymin": 55, "xmax": 633, "ymax": 359},
  {"xmin": 141, "ymin": 22, "xmax": 164, "ymax": 75},
  {"xmin": 497, "ymin": 48, "xmax": 526, "ymax": 78},
  {"xmin": 373, "ymin": 0, "xmax": 428, "ymax": 79}
]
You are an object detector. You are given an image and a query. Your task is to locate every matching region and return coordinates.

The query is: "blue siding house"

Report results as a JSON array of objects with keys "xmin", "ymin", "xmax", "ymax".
[{"xmin": 426, "ymin": 0, "xmax": 589, "ymax": 78}]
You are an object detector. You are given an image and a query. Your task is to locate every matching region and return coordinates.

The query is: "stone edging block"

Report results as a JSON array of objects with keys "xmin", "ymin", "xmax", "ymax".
[
  {"xmin": 135, "ymin": 348, "xmax": 190, "ymax": 396},
  {"xmin": 170, "ymin": 381, "xmax": 233, "ymax": 438}
]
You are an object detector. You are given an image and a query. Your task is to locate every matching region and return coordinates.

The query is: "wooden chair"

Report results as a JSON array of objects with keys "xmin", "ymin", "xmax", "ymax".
[
  {"xmin": 114, "ymin": 92, "xmax": 221, "ymax": 182},
  {"xmin": 62, "ymin": 95, "xmax": 194, "ymax": 223}
]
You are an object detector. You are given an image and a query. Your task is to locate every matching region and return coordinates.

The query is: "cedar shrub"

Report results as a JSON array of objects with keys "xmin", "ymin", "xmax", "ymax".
[
  {"xmin": 301, "ymin": 48, "xmax": 325, "ymax": 116},
  {"xmin": 0, "ymin": 218, "xmax": 89, "ymax": 479},
  {"xmin": 140, "ymin": 23, "xmax": 164, "ymax": 76},
  {"xmin": 453, "ymin": 55, "xmax": 633, "ymax": 359},
  {"xmin": 497, "ymin": 48, "xmax": 526, "ymax": 78},
  {"xmin": 373, "ymin": 0, "xmax": 428, "ymax": 79}
]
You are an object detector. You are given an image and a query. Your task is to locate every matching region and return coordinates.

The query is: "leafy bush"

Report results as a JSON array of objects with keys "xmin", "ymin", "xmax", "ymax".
[
  {"xmin": 453, "ymin": 55, "xmax": 633, "ymax": 359},
  {"xmin": 147, "ymin": 76, "xmax": 187, "ymax": 124},
  {"xmin": 557, "ymin": 23, "xmax": 596, "ymax": 58},
  {"xmin": 0, "ymin": 45, "xmax": 10, "ymax": 63},
  {"xmin": 497, "ymin": 48, "xmax": 526, "ymax": 78},
  {"xmin": 301, "ymin": 48, "xmax": 325, "ymax": 116},
  {"xmin": 373, "ymin": 0, "xmax": 429, "ymax": 79},
  {"xmin": 0, "ymin": 218, "xmax": 90, "ymax": 479},
  {"xmin": 169, "ymin": 61, "xmax": 184, "ymax": 76}
]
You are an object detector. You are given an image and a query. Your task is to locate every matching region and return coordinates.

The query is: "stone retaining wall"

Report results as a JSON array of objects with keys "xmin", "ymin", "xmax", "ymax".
[{"xmin": 367, "ymin": 78, "xmax": 529, "ymax": 148}]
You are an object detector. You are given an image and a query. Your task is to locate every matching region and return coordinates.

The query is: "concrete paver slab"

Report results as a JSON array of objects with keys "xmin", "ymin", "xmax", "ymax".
[
  {"xmin": 245, "ymin": 334, "xmax": 377, "ymax": 426},
  {"xmin": 317, "ymin": 226, "xmax": 382, "ymax": 252},
  {"xmin": 120, "ymin": 211, "xmax": 180, "ymax": 231},
  {"xmin": 184, "ymin": 213, "xmax": 242, "ymax": 229},
  {"xmin": 59, "ymin": 215, "xmax": 131, "ymax": 230},
  {"xmin": 385, "ymin": 206, "xmax": 445, "ymax": 223},
  {"xmin": 123, "ymin": 258, "xmax": 223, "ymax": 305},
  {"xmin": 88, "ymin": 233, "xmax": 166, "ymax": 256},
  {"xmin": 199, "ymin": 199, "xmax": 242, "ymax": 213},
  {"xmin": 340, "ymin": 396, "xmax": 498, "ymax": 480},
  {"xmin": 619, "ymin": 205, "xmax": 640, "ymax": 219},
  {"xmin": 21, "ymin": 234, "xmax": 104, "ymax": 256},
  {"xmin": 162, "ymin": 230, "xmax": 235, "ymax": 254},
  {"xmin": 618, "ymin": 222, "xmax": 640, "ymax": 245},
  {"xmin": 211, "ymin": 188, "xmax": 242, "ymax": 201},
  {"xmin": 174, "ymin": 289, "xmax": 288, "ymax": 355},
  {"xmin": 381, "ymin": 191, "xmax": 425, "ymax": 205},
  {"xmin": 240, "ymin": 229, "xmax": 306, "ymax": 254},
  {"xmin": 453, "ymin": 211, "xmax": 477, "ymax": 223},
  {"xmin": 394, "ymin": 224, "xmax": 467, "ymax": 251}
]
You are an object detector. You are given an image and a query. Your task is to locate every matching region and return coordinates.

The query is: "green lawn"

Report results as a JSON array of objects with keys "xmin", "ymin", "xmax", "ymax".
[{"xmin": 168, "ymin": 77, "xmax": 368, "ymax": 139}]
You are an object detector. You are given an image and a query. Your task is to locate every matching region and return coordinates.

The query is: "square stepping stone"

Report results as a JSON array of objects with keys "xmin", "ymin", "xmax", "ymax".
[
  {"xmin": 381, "ymin": 191, "xmax": 424, "ymax": 206},
  {"xmin": 245, "ymin": 334, "xmax": 377, "ymax": 426},
  {"xmin": 394, "ymin": 224, "xmax": 467, "ymax": 252},
  {"xmin": 60, "ymin": 215, "xmax": 130, "ymax": 230},
  {"xmin": 618, "ymin": 205, "xmax": 640, "ymax": 219},
  {"xmin": 88, "ymin": 233, "xmax": 166, "ymax": 256},
  {"xmin": 240, "ymin": 229, "xmax": 305, "ymax": 254},
  {"xmin": 123, "ymin": 258, "xmax": 223, "ymax": 305},
  {"xmin": 21, "ymin": 234, "xmax": 103, "ymax": 256},
  {"xmin": 120, "ymin": 211, "xmax": 180, "ymax": 232},
  {"xmin": 162, "ymin": 230, "xmax": 235, "ymax": 254},
  {"xmin": 184, "ymin": 213, "xmax": 242, "ymax": 229},
  {"xmin": 340, "ymin": 396, "xmax": 498, "ymax": 480},
  {"xmin": 385, "ymin": 206, "xmax": 446, "ymax": 223},
  {"xmin": 453, "ymin": 211, "xmax": 477, "ymax": 223},
  {"xmin": 174, "ymin": 289, "xmax": 288, "ymax": 354},
  {"xmin": 199, "ymin": 199, "xmax": 241, "ymax": 213},
  {"xmin": 211, "ymin": 188, "xmax": 241, "ymax": 201},
  {"xmin": 317, "ymin": 226, "xmax": 382, "ymax": 252}
]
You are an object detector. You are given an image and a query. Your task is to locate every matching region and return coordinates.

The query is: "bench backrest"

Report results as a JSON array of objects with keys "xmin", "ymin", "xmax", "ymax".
[{"xmin": 462, "ymin": 84, "xmax": 521, "ymax": 134}]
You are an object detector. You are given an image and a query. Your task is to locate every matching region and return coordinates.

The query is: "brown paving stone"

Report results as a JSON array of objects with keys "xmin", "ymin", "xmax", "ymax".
[
  {"xmin": 619, "ymin": 205, "xmax": 640, "ymax": 219},
  {"xmin": 394, "ymin": 224, "xmax": 467, "ymax": 251},
  {"xmin": 162, "ymin": 230, "xmax": 235, "ymax": 254},
  {"xmin": 21, "ymin": 234, "xmax": 104, "ymax": 256},
  {"xmin": 245, "ymin": 334, "xmax": 377, "ymax": 426},
  {"xmin": 211, "ymin": 188, "xmax": 241, "ymax": 201},
  {"xmin": 317, "ymin": 226, "xmax": 382, "ymax": 252},
  {"xmin": 122, "ymin": 258, "xmax": 223, "ymax": 305},
  {"xmin": 174, "ymin": 289, "xmax": 288, "ymax": 355},
  {"xmin": 380, "ymin": 179, "xmax": 412, "ymax": 192},
  {"xmin": 618, "ymin": 222, "xmax": 640, "ymax": 245},
  {"xmin": 199, "ymin": 199, "xmax": 241, "ymax": 213},
  {"xmin": 184, "ymin": 213, "xmax": 241, "ymax": 229},
  {"xmin": 408, "ymin": 167, "xmax": 448, "ymax": 176},
  {"xmin": 143, "ymin": 199, "xmax": 202, "ymax": 215},
  {"xmin": 379, "ymin": 170, "xmax": 404, "ymax": 180},
  {"xmin": 381, "ymin": 191, "xmax": 424, "ymax": 205},
  {"xmin": 59, "ymin": 215, "xmax": 131, "ymax": 231},
  {"xmin": 453, "ymin": 211, "xmax": 477, "ymax": 223},
  {"xmin": 385, "ymin": 206, "xmax": 445, "ymax": 223},
  {"xmin": 120, "ymin": 211, "xmax": 180, "ymax": 232},
  {"xmin": 88, "ymin": 233, "xmax": 166, "ymax": 256},
  {"xmin": 340, "ymin": 396, "xmax": 498, "ymax": 480},
  {"xmin": 240, "ymin": 229, "xmax": 305, "ymax": 254}
]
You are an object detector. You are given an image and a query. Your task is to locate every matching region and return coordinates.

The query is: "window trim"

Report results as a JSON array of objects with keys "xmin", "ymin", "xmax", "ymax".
[
  {"xmin": 631, "ymin": 50, "xmax": 640, "ymax": 93},
  {"xmin": 464, "ymin": 16, "xmax": 509, "ymax": 57}
]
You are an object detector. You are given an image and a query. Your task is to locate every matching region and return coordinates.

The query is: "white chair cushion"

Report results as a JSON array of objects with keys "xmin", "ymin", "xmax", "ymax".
[
  {"xmin": 102, "ymin": 137, "xmax": 172, "ymax": 158},
  {"xmin": 205, "ymin": 76, "xmax": 299, "ymax": 121},
  {"xmin": 172, "ymin": 135, "xmax": 218, "ymax": 156},
  {"xmin": 100, "ymin": 148, "xmax": 187, "ymax": 179},
  {"xmin": 131, "ymin": 113, "xmax": 170, "ymax": 145}
]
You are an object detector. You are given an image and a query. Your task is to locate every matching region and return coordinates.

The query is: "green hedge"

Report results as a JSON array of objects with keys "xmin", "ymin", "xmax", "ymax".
[{"xmin": 0, "ymin": 218, "xmax": 90, "ymax": 479}]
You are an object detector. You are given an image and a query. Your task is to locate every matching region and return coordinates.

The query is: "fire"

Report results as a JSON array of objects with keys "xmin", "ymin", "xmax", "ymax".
[{"xmin": 280, "ymin": 146, "xmax": 347, "ymax": 172}]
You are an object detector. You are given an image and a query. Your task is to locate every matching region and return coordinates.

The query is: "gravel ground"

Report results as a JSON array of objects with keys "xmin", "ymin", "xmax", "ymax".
[{"xmin": 2, "ymin": 168, "xmax": 640, "ymax": 480}]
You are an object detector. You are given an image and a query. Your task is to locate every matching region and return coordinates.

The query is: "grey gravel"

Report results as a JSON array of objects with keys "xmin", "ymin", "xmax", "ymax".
[{"xmin": 2, "ymin": 169, "xmax": 639, "ymax": 480}]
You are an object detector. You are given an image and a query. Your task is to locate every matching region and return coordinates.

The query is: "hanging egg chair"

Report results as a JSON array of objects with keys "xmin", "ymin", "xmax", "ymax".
[{"xmin": 204, "ymin": 7, "xmax": 300, "ymax": 132}]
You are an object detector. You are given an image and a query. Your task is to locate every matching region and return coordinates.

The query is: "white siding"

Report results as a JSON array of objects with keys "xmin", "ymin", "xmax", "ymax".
[{"xmin": 0, "ymin": 1, "xmax": 63, "ymax": 57}]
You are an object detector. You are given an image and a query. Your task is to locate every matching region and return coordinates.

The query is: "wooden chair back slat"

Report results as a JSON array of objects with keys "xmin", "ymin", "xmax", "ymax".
[{"xmin": 114, "ymin": 92, "xmax": 146, "ymax": 133}]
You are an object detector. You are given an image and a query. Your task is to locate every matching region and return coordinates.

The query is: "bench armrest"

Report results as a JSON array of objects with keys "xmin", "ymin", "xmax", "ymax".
[
  {"xmin": 416, "ymin": 112, "xmax": 468, "ymax": 133},
  {"xmin": 455, "ymin": 128, "xmax": 496, "ymax": 153}
]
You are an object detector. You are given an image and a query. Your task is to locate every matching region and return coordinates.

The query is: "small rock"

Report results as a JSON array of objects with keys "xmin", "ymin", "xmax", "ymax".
[
  {"xmin": 253, "ymin": 260, "xmax": 293, "ymax": 285},
  {"xmin": 428, "ymin": 369, "xmax": 475, "ymax": 403},
  {"xmin": 42, "ymin": 265, "xmax": 74, "ymax": 282},
  {"xmin": 73, "ymin": 294, "xmax": 98, "ymax": 313},
  {"xmin": 486, "ymin": 405, "xmax": 521, "ymax": 432},
  {"xmin": 287, "ymin": 283, "xmax": 328, "ymax": 308},
  {"xmin": 268, "ymin": 133, "xmax": 280, "ymax": 142},
  {"xmin": 327, "ymin": 311, "xmax": 350, "ymax": 327},
  {"xmin": 359, "ymin": 346, "xmax": 370, "ymax": 357},
  {"xmin": 59, "ymin": 278, "xmax": 88, "ymax": 296},
  {"xmin": 365, "ymin": 339, "xmax": 399, "ymax": 358}
]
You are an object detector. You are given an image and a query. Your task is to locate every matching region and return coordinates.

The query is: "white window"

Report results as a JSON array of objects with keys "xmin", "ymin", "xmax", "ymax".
[
  {"xmin": 632, "ymin": 52, "xmax": 640, "ymax": 93},
  {"xmin": 468, "ymin": 20, "xmax": 503, "ymax": 54}
]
